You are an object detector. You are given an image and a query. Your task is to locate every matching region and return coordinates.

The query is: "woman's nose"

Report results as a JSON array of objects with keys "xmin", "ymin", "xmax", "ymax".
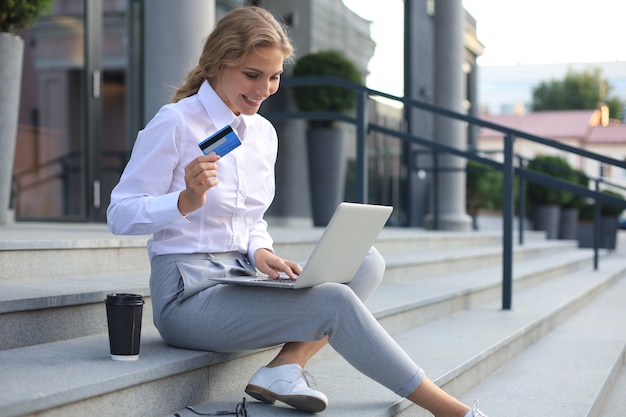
[{"xmin": 256, "ymin": 80, "xmax": 269, "ymax": 97}]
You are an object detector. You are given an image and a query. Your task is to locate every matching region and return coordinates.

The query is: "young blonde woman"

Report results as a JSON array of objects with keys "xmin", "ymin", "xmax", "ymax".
[{"xmin": 107, "ymin": 6, "xmax": 488, "ymax": 417}]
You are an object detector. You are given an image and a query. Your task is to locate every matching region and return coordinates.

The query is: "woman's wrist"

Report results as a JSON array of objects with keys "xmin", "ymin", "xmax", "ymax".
[{"xmin": 177, "ymin": 190, "xmax": 192, "ymax": 217}]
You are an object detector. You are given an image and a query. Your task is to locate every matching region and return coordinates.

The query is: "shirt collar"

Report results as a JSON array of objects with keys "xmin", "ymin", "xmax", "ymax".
[{"xmin": 198, "ymin": 81, "xmax": 248, "ymax": 140}]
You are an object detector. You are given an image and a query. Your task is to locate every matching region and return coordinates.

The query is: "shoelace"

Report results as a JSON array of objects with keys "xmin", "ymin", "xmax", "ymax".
[
  {"xmin": 471, "ymin": 400, "xmax": 489, "ymax": 417},
  {"xmin": 296, "ymin": 367, "xmax": 319, "ymax": 390}
]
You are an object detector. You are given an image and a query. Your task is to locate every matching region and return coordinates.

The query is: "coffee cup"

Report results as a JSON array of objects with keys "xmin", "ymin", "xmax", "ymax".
[{"xmin": 105, "ymin": 293, "xmax": 144, "ymax": 361}]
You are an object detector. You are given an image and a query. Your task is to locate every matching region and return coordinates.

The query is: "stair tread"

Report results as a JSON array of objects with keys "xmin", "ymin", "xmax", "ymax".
[
  {"xmin": 372, "ymin": 246, "xmax": 594, "ymax": 310},
  {"xmin": 170, "ymin": 255, "xmax": 626, "ymax": 417},
  {"xmin": 381, "ymin": 238, "xmax": 579, "ymax": 264},
  {"xmin": 0, "ymin": 271, "xmax": 149, "ymax": 313},
  {"xmin": 0, "ymin": 223, "xmax": 509, "ymax": 249},
  {"xmin": 0, "ymin": 326, "xmax": 243, "ymax": 417},
  {"xmin": 0, "ymin": 223, "xmax": 149, "ymax": 250},
  {"xmin": 0, "ymin": 235, "xmax": 592, "ymax": 354},
  {"xmin": 459, "ymin": 265, "xmax": 626, "ymax": 417},
  {"xmin": 601, "ymin": 356, "xmax": 626, "ymax": 417},
  {"xmin": 0, "ymin": 240, "xmax": 586, "ymax": 314},
  {"xmin": 0, "ymin": 225, "xmax": 622, "ymax": 417},
  {"xmin": 2, "ymin": 252, "xmax": 623, "ymax": 417}
]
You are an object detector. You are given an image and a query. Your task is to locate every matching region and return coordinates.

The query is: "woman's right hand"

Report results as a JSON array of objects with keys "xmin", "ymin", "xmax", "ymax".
[
  {"xmin": 178, "ymin": 154, "xmax": 221, "ymax": 216},
  {"xmin": 254, "ymin": 248, "xmax": 302, "ymax": 280}
]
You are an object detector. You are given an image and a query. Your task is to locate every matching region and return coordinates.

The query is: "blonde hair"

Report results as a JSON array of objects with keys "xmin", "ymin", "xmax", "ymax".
[{"xmin": 172, "ymin": 6, "xmax": 294, "ymax": 103}]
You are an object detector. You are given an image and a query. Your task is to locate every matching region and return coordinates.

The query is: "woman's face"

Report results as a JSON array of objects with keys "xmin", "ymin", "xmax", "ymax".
[{"xmin": 215, "ymin": 46, "xmax": 284, "ymax": 116}]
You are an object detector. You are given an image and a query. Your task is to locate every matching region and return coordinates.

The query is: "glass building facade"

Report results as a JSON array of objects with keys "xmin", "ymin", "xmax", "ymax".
[{"xmin": 13, "ymin": 0, "xmax": 241, "ymax": 222}]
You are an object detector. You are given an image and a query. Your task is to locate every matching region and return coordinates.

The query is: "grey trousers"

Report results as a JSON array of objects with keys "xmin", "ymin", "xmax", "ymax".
[{"xmin": 149, "ymin": 247, "xmax": 425, "ymax": 398}]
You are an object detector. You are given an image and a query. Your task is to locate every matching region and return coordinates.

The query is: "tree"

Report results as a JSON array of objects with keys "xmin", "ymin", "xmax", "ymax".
[{"xmin": 531, "ymin": 67, "xmax": 624, "ymax": 120}]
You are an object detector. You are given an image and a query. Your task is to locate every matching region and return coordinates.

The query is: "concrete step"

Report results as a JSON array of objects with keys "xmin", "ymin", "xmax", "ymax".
[
  {"xmin": 165, "ymin": 252, "xmax": 626, "ymax": 417},
  {"xmin": 1, "ymin": 223, "xmax": 621, "ymax": 417},
  {"xmin": 0, "ymin": 271, "xmax": 151, "ymax": 351},
  {"xmin": 0, "ymin": 234, "xmax": 586, "ymax": 351},
  {"xmin": 458, "ymin": 262, "xmax": 626, "ymax": 417},
  {"xmin": 371, "ymin": 247, "xmax": 596, "ymax": 335},
  {"xmin": 600, "ymin": 358, "xmax": 626, "ymax": 417},
  {"xmin": 0, "ymin": 222, "xmax": 547, "ymax": 280},
  {"xmin": 1, "ymin": 246, "xmax": 623, "ymax": 417},
  {"xmin": 382, "ymin": 239, "xmax": 582, "ymax": 283}
]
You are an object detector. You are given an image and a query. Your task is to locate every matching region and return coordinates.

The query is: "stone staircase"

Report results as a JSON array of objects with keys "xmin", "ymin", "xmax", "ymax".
[{"xmin": 1, "ymin": 223, "xmax": 625, "ymax": 417}]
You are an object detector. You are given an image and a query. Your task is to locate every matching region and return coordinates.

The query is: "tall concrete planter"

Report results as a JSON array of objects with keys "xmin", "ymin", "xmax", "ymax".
[
  {"xmin": 291, "ymin": 50, "xmax": 361, "ymax": 227},
  {"xmin": 558, "ymin": 207, "xmax": 579, "ymax": 240},
  {"xmin": 577, "ymin": 216, "xmax": 619, "ymax": 250},
  {"xmin": 307, "ymin": 127, "xmax": 347, "ymax": 227},
  {"xmin": 532, "ymin": 204, "xmax": 560, "ymax": 240},
  {"xmin": 0, "ymin": 32, "xmax": 24, "ymax": 224},
  {"xmin": 601, "ymin": 215, "xmax": 619, "ymax": 250}
]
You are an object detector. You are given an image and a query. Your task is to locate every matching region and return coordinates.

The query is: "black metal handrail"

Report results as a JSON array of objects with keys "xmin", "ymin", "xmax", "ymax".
[
  {"xmin": 263, "ymin": 75, "xmax": 626, "ymax": 310},
  {"xmin": 11, "ymin": 76, "xmax": 625, "ymax": 310}
]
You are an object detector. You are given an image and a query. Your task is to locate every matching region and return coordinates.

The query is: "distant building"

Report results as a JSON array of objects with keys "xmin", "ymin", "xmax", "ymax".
[
  {"xmin": 477, "ymin": 110, "xmax": 626, "ymax": 191},
  {"xmin": 477, "ymin": 61, "xmax": 626, "ymax": 120}
]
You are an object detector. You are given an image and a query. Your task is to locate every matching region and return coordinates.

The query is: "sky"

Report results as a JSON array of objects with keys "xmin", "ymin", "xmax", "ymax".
[{"xmin": 342, "ymin": 0, "xmax": 626, "ymax": 97}]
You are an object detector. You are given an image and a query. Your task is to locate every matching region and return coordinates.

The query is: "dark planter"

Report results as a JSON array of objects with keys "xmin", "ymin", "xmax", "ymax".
[
  {"xmin": 306, "ymin": 127, "xmax": 347, "ymax": 226},
  {"xmin": 558, "ymin": 207, "xmax": 579, "ymax": 240},
  {"xmin": 532, "ymin": 204, "xmax": 560, "ymax": 239},
  {"xmin": 577, "ymin": 222, "xmax": 594, "ymax": 248},
  {"xmin": 577, "ymin": 216, "xmax": 619, "ymax": 250},
  {"xmin": 602, "ymin": 215, "xmax": 619, "ymax": 250}
]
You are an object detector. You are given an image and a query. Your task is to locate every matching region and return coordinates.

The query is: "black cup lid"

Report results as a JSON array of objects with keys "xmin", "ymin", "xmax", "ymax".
[{"xmin": 106, "ymin": 293, "xmax": 144, "ymax": 305}]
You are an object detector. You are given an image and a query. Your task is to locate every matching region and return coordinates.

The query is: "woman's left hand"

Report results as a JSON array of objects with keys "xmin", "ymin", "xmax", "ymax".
[{"xmin": 254, "ymin": 249, "xmax": 302, "ymax": 280}]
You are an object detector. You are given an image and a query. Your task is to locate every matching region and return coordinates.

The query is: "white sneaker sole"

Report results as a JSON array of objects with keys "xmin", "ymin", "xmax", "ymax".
[{"xmin": 245, "ymin": 383, "xmax": 327, "ymax": 413}]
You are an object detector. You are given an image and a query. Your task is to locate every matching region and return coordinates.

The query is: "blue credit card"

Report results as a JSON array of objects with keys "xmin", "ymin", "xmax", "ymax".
[{"xmin": 198, "ymin": 125, "xmax": 241, "ymax": 157}]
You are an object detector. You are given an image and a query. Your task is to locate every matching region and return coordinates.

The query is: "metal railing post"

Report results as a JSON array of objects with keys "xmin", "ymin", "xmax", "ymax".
[
  {"xmin": 593, "ymin": 178, "xmax": 600, "ymax": 270},
  {"xmin": 502, "ymin": 134, "xmax": 515, "ymax": 310},
  {"xmin": 433, "ymin": 151, "xmax": 439, "ymax": 230},
  {"xmin": 517, "ymin": 155, "xmax": 525, "ymax": 245},
  {"xmin": 355, "ymin": 89, "xmax": 368, "ymax": 204}
]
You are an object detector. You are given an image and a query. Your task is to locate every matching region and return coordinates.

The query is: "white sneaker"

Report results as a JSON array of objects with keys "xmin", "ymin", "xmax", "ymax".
[
  {"xmin": 468, "ymin": 400, "xmax": 489, "ymax": 417},
  {"xmin": 245, "ymin": 364, "xmax": 328, "ymax": 413}
]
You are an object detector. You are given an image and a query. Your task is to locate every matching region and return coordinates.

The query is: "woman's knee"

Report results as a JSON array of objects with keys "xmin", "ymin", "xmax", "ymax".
[
  {"xmin": 313, "ymin": 281, "xmax": 363, "ymax": 308},
  {"xmin": 348, "ymin": 247, "xmax": 385, "ymax": 301},
  {"xmin": 365, "ymin": 246, "xmax": 385, "ymax": 278}
]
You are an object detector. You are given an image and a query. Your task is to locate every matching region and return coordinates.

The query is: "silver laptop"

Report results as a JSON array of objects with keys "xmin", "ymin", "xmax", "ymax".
[{"xmin": 211, "ymin": 202, "xmax": 393, "ymax": 289}]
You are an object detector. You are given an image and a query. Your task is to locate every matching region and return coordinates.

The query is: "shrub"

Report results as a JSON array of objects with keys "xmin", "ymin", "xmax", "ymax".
[
  {"xmin": 562, "ymin": 168, "xmax": 589, "ymax": 209},
  {"xmin": 291, "ymin": 50, "xmax": 361, "ymax": 127},
  {"xmin": 526, "ymin": 154, "xmax": 576, "ymax": 207},
  {"xmin": 466, "ymin": 160, "xmax": 504, "ymax": 215},
  {"xmin": 599, "ymin": 189, "xmax": 625, "ymax": 216},
  {"xmin": 0, "ymin": 0, "xmax": 53, "ymax": 33},
  {"xmin": 578, "ymin": 189, "xmax": 625, "ymax": 220}
]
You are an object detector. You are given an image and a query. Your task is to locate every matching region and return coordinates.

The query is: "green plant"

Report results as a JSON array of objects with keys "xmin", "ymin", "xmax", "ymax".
[
  {"xmin": 578, "ymin": 201, "xmax": 594, "ymax": 221},
  {"xmin": 291, "ymin": 50, "xmax": 361, "ymax": 128},
  {"xmin": 466, "ymin": 161, "xmax": 504, "ymax": 215},
  {"xmin": 599, "ymin": 189, "xmax": 625, "ymax": 216},
  {"xmin": 562, "ymin": 168, "xmax": 589, "ymax": 209},
  {"xmin": 526, "ymin": 154, "xmax": 577, "ymax": 207},
  {"xmin": 578, "ymin": 189, "xmax": 624, "ymax": 220},
  {"xmin": 0, "ymin": 0, "xmax": 53, "ymax": 33}
]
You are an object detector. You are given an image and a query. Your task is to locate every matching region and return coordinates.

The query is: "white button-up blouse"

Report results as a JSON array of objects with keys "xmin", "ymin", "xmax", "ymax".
[{"xmin": 107, "ymin": 81, "xmax": 276, "ymax": 263}]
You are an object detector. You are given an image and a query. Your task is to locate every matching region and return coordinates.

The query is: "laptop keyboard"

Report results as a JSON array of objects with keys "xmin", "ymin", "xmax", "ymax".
[{"xmin": 253, "ymin": 276, "xmax": 295, "ymax": 283}]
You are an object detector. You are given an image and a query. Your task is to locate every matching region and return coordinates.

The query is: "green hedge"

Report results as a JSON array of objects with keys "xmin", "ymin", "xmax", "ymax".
[{"xmin": 526, "ymin": 155, "xmax": 577, "ymax": 207}]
